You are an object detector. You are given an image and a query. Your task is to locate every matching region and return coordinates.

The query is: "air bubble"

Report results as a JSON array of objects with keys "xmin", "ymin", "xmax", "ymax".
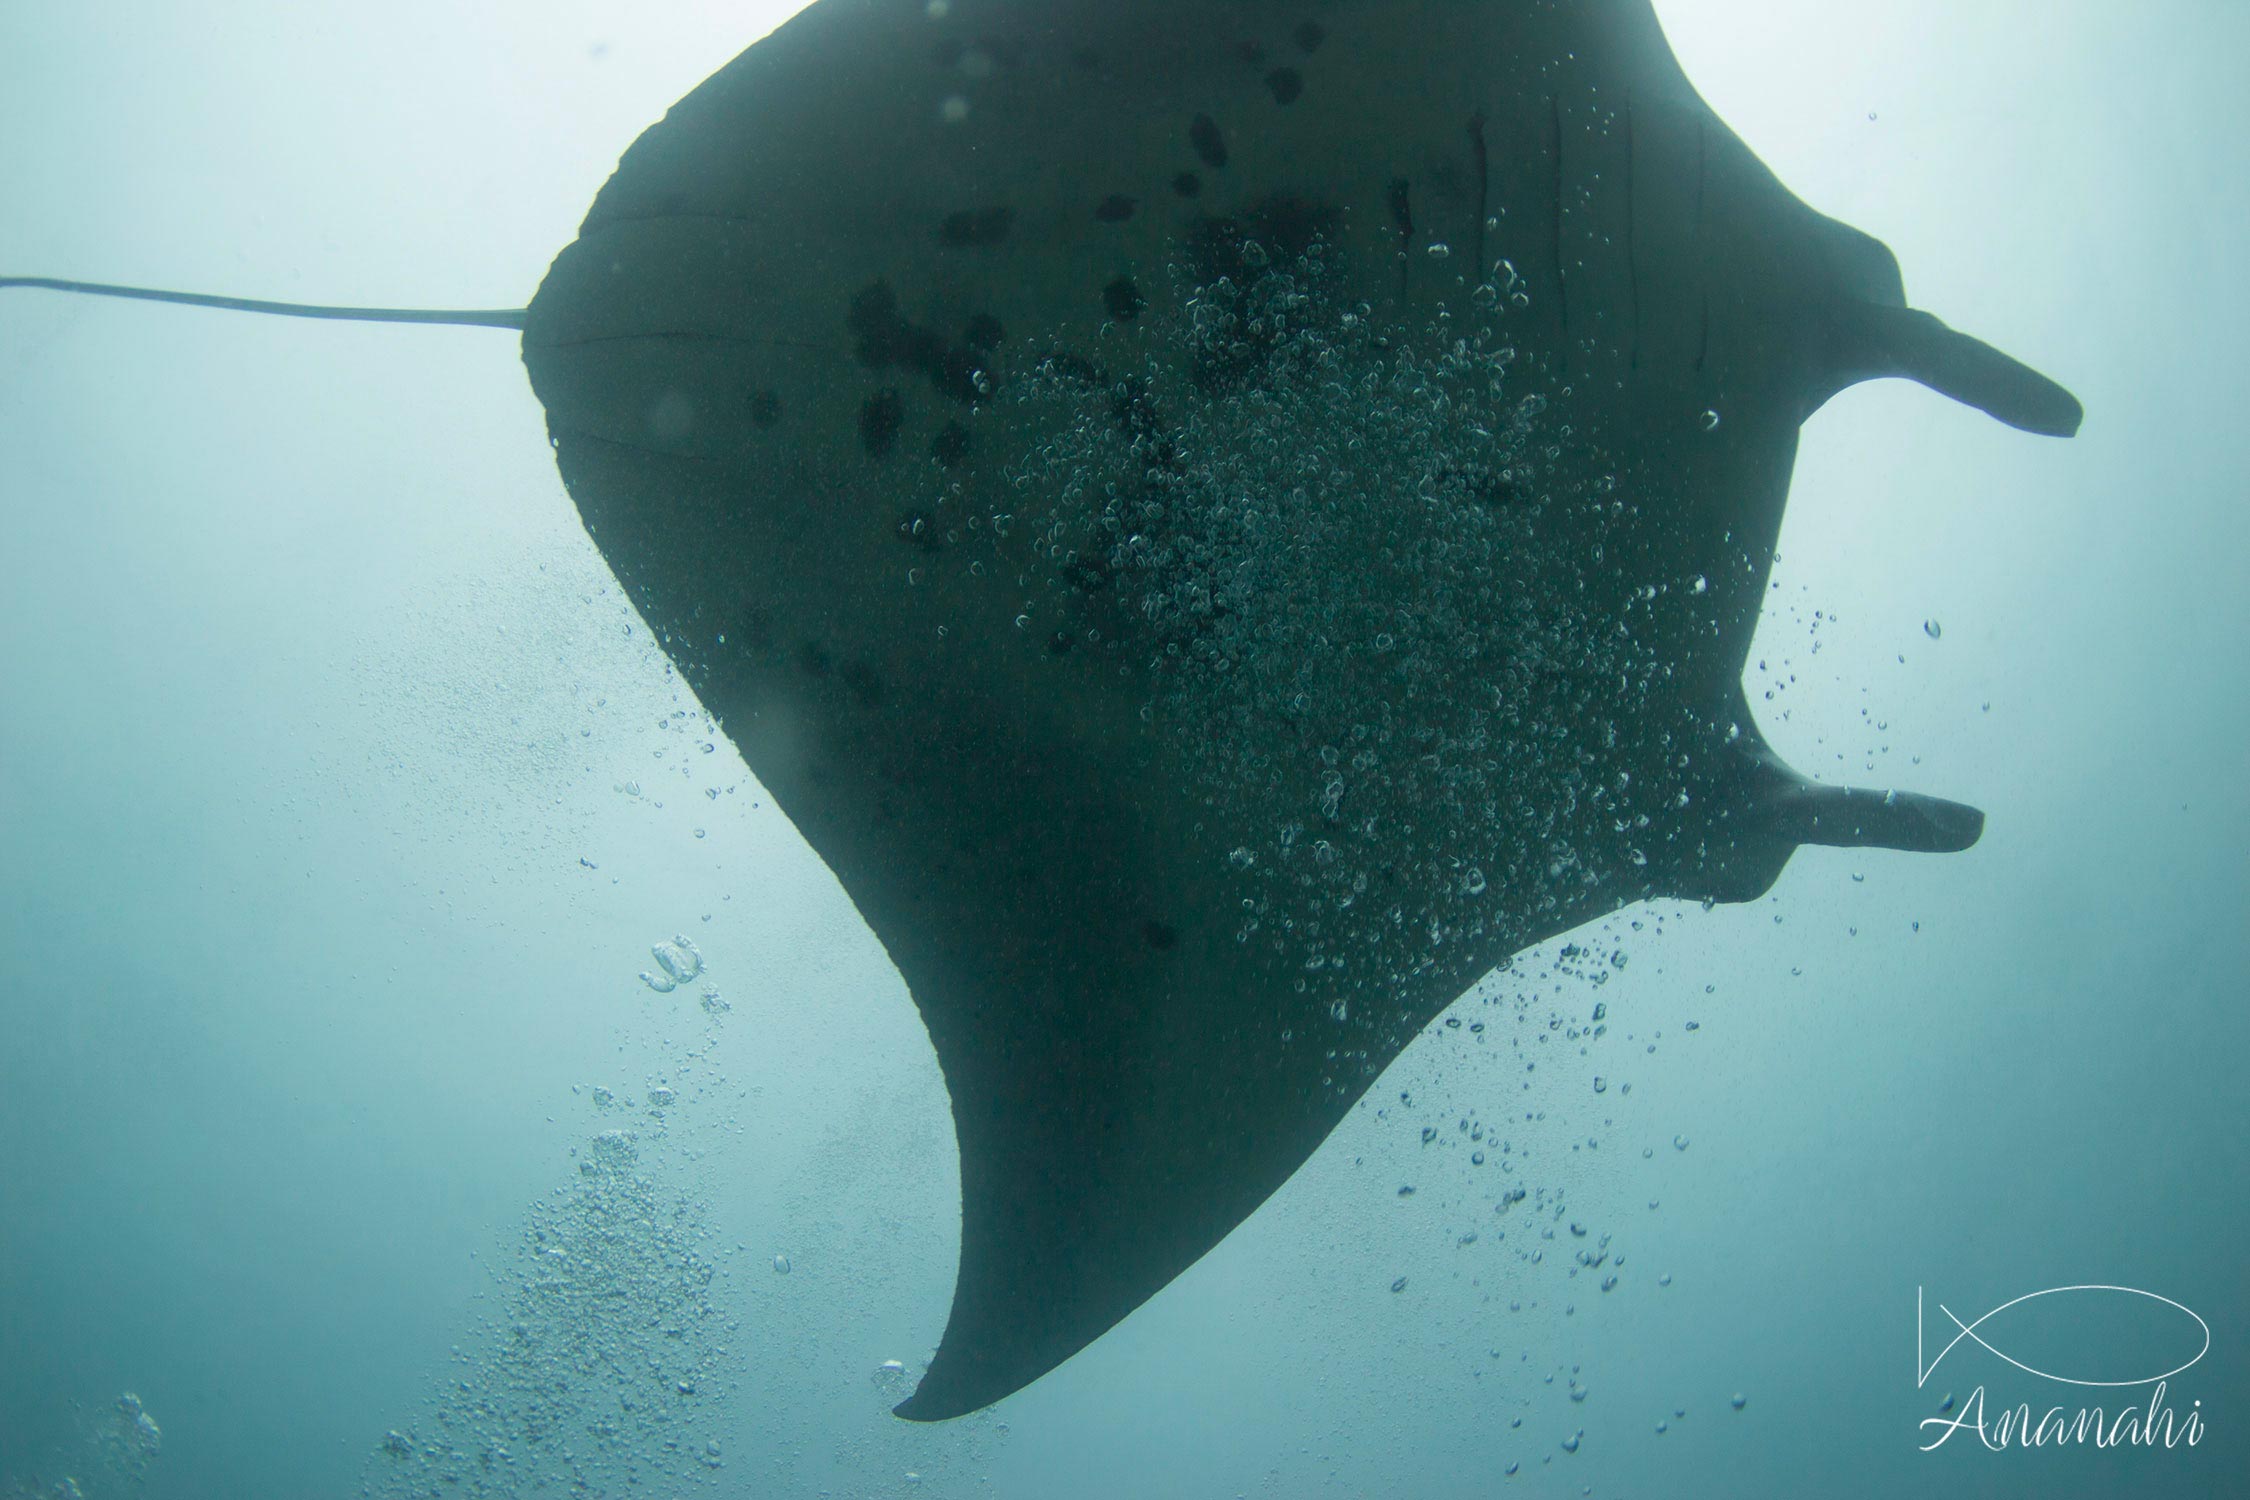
[{"xmin": 651, "ymin": 937, "xmax": 704, "ymax": 985}]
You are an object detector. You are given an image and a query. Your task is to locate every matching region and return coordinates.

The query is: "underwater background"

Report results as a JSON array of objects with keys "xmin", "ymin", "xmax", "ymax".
[{"xmin": 1, "ymin": 1, "xmax": 2242, "ymax": 1496}]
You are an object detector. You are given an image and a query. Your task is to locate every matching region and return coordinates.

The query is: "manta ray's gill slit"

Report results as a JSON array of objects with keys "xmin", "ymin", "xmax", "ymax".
[
  {"xmin": 1693, "ymin": 116, "xmax": 1709, "ymax": 234},
  {"xmin": 1467, "ymin": 112, "xmax": 1491, "ymax": 278},
  {"xmin": 936, "ymin": 206, "xmax": 1015, "ymax": 247},
  {"xmin": 1548, "ymin": 93, "xmax": 1570, "ymax": 358},
  {"xmin": 1386, "ymin": 177, "xmax": 1415, "ymax": 298},
  {"xmin": 1189, "ymin": 112, "xmax": 1229, "ymax": 170},
  {"xmin": 1625, "ymin": 96, "xmax": 1642, "ymax": 371}
]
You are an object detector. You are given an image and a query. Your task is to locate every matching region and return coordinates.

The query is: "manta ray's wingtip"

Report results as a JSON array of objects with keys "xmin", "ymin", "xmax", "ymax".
[
  {"xmin": 889, "ymin": 1372, "xmax": 987, "ymax": 1424},
  {"xmin": 889, "ymin": 1392, "xmax": 943, "ymax": 1424}
]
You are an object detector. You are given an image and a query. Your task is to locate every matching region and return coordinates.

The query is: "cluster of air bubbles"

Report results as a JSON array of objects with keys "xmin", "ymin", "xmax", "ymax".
[
  {"xmin": 2, "ymin": 1393, "xmax": 163, "ymax": 1500},
  {"xmin": 636, "ymin": 936, "xmax": 735, "ymax": 1022},
  {"xmin": 640, "ymin": 934, "xmax": 704, "ymax": 992},
  {"xmin": 992, "ymin": 231, "xmax": 1702, "ymax": 1065},
  {"xmin": 362, "ymin": 1129, "xmax": 732, "ymax": 1497}
]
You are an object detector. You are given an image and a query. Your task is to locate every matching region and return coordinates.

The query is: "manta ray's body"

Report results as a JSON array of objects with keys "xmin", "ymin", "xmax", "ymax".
[
  {"xmin": 3, "ymin": 0, "xmax": 2079, "ymax": 1423},
  {"xmin": 521, "ymin": 0, "xmax": 2076, "ymax": 1419}
]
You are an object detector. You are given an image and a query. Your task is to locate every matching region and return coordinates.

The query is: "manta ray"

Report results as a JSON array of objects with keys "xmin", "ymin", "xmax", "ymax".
[{"xmin": 3, "ymin": 0, "xmax": 2078, "ymax": 1421}]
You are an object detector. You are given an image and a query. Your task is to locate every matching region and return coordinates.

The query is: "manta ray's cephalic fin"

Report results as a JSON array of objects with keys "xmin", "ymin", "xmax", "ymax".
[
  {"xmin": 1813, "ymin": 300, "xmax": 2083, "ymax": 437},
  {"xmin": 1668, "ymin": 724, "xmax": 1985, "ymax": 907}
]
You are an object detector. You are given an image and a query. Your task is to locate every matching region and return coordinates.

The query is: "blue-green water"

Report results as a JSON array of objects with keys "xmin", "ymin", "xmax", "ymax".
[{"xmin": 1, "ymin": 3, "xmax": 2242, "ymax": 1496}]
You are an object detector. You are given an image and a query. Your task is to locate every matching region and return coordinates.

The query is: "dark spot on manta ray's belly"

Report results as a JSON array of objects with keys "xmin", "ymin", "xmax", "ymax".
[
  {"xmin": 1061, "ymin": 552, "xmax": 1113, "ymax": 595},
  {"xmin": 1094, "ymin": 194, "xmax": 1137, "ymax": 223},
  {"xmin": 839, "ymin": 659, "xmax": 886, "ymax": 709},
  {"xmin": 1460, "ymin": 465, "xmax": 1528, "ymax": 508},
  {"xmin": 1141, "ymin": 920, "xmax": 1179, "ymax": 951},
  {"xmin": 730, "ymin": 603, "xmax": 776, "ymax": 657},
  {"xmin": 931, "ymin": 421, "xmax": 972, "ymax": 468},
  {"xmin": 1102, "ymin": 276, "xmax": 1146, "ymax": 322},
  {"xmin": 796, "ymin": 640, "xmax": 832, "ymax": 678},
  {"xmin": 964, "ymin": 313, "xmax": 1004, "ymax": 351},
  {"xmin": 937, "ymin": 206, "xmax": 1014, "ymax": 247},
  {"xmin": 931, "ymin": 35, "xmax": 1020, "ymax": 73},
  {"xmin": 1476, "ymin": 470, "xmax": 1530, "ymax": 510},
  {"xmin": 848, "ymin": 281, "xmax": 986, "ymax": 405},
  {"xmin": 1292, "ymin": 20, "xmax": 1326, "ymax": 53},
  {"xmin": 1265, "ymin": 67, "xmax": 1303, "ymax": 105},
  {"xmin": 747, "ymin": 389, "xmax": 781, "ymax": 428},
  {"xmin": 1171, "ymin": 171, "xmax": 1202, "ymax": 198},
  {"xmin": 1234, "ymin": 41, "xmax": 1267, "ymax": 66},
  {"xmin": 1189, "ymin": 114, "xmax": 1228, "ymax": 169},
  {"xmin": 859, "ymin": 389, "xmax": 904, "ymax": 458}
]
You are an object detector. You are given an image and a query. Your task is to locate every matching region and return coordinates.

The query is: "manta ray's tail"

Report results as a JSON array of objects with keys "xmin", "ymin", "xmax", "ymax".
[{"xmin": 0, "ymin": 276, "xmax": 523, "ymax": 330}]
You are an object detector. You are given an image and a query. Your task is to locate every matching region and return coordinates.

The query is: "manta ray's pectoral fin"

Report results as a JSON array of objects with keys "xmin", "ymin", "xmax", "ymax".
[
  {"xmin": 1669, "ymin": 729, "xmax": 1984, "ymax": 906},
  {"xmin": 1807, "ymin": 300, "xmax": 2083, "ymax": 438}
]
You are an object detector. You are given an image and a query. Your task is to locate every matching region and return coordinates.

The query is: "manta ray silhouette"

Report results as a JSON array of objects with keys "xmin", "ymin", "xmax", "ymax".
[{"xmin": 4, "ymin": 0, "xmax": 2079, "ymax": 1421}]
